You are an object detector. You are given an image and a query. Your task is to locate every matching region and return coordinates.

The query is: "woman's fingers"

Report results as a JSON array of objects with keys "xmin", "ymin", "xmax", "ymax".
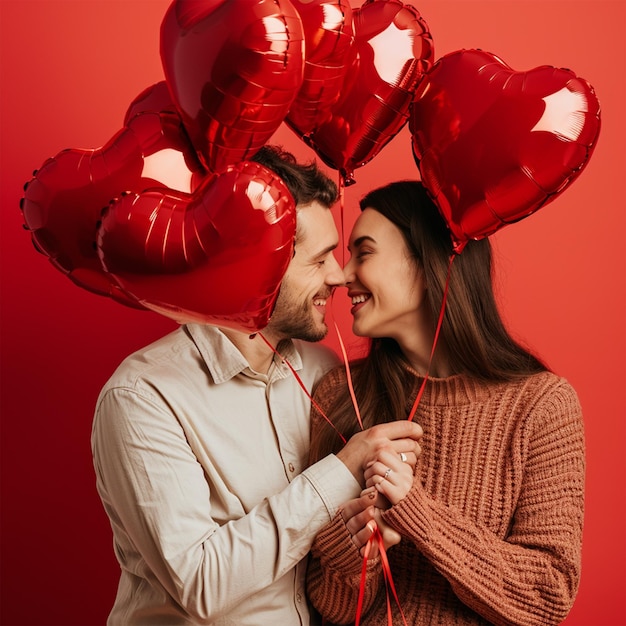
[{"xmin": 363, "ymin": 448, "xmax": 416, "ymax": 505}]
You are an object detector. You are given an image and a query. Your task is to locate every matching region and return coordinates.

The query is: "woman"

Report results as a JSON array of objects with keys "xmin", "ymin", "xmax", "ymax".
[{"xmin": 306, "ymin": 181, "xmax": 585, "ymax": 625}]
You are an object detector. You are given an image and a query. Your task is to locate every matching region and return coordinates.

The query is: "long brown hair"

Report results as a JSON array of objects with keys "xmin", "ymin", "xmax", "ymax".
[{"xmin": 310, "ymin": 181, "xmax": 547, "ymax": 459}]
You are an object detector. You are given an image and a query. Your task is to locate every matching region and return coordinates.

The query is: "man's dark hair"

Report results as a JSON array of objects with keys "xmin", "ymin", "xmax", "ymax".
[{"xmin": 252, "ymin": 145, "xmax": 338, "ymax": 208}]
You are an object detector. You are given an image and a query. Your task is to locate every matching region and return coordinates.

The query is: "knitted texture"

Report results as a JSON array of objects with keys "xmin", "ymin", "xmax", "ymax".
[{"xmin": 307, "ymin": 369, "xmax": 585, "ymax": 626}]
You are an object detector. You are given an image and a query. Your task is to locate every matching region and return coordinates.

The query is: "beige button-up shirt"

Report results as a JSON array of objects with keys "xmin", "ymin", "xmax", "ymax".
[{"xmin": 92, "ymin": 324, "xmax": 359, "ymax": 625}]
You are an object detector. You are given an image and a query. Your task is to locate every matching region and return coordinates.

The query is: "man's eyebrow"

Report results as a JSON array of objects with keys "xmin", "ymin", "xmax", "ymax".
[
  {"xmin": 312, "ymin": 243, "xmax": 338, "ymax": 258},
  {"xmin": 348, "ymin": 235, "xmax": 376, "ymax": 250}
]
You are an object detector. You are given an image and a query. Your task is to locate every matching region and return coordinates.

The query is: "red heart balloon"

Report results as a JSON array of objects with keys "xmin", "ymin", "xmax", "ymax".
[
  {"xmin": 410, "ymin": 49, "xmax": 601, "ymax": 254},
  {"xmin": 21, "ymin": 85, "xmax": 205, "ymax": 307},
  {"xmin": 160, "ymin": 0, "xmax": 305, "ymax": 172},
  {"xmin": 286, "ymin": 0, "xmax": 354, "ymax": 137},
  {"xmin": 97, "ymin": 161, "xmax": 296, "ymax": 332},
  {"xmin": 123, "ymin": 80, "xmax": 178, "ymax": 124},
  {"xmin": 296, "ymin": 0, "xmax": 433, "ymax": 185}
]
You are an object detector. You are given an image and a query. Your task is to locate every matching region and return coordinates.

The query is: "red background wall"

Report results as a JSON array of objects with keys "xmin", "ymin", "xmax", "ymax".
[{"xmin": 1, "ymin": 1, "xmax": 624, "ymax": 624}]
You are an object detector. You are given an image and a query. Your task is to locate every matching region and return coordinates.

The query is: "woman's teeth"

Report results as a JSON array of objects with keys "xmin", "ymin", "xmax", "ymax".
[{"xmin": 351, "ymin": 294, "xmax": 370, "ymax": 305}]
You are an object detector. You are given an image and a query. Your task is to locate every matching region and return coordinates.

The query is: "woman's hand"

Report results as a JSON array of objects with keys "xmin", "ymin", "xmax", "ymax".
[
  {"xmin": 336, "ymin": 421, "xmax": 422, "ymax": 486},
  {"xmin": 364, "ymin": 446, "xmax": 417, "ymax": 506}
]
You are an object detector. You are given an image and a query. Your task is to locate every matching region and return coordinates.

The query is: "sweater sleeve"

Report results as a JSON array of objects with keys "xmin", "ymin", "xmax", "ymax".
[
  {"xmin": 307, "ymin": 512, "xmax": 384, "ymax": 624},
  {"xmin": 383, "ymin": 379, "xmax": 585, "ymax": 626}
]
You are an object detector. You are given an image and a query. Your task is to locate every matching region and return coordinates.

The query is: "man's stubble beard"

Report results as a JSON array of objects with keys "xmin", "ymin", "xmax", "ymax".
[{"xmin": 268, "ymin": 284, "xmax": 328, "ymax": 343}]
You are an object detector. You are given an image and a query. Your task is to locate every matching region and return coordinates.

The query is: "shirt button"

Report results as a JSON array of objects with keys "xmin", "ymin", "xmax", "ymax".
[{"xmin": 288, "ymin": 463, "xmax": 295, "ymax": 473}]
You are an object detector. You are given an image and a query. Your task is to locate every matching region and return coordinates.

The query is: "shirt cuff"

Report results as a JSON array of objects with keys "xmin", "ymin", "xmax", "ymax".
[{"xmin": 303, "ymin": 454, "xmax": 361, "ymax": 518}]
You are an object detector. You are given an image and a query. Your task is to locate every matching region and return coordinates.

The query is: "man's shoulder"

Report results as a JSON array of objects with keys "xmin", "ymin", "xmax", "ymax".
[
  {"xmin": 102, "ymin": 326, "xmax": 194, "ymax": 390},
  {"xmin": 292, "ymin": 340, "xmax": 340, "ymax": 369}
]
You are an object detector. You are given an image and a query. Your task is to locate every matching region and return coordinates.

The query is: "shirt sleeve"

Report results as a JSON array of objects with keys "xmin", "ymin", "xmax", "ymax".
[
  {"xmin": 92, "ymin": 385, "xmax": 360, "ymax": 623},
  {"xmin": 383, "ymin": 379, "xmax": 585, "ymax": 626}
]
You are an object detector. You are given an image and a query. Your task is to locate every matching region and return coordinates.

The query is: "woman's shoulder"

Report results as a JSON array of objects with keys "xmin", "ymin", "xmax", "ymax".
[
  {"xmin": 519, "ymin": 370, "xmax": 579, "ymax": 401},
  {"xmin": 312, "ymin": 364, "xmax": 347, "ymax": 396},
  {"xmin": 312, "ymin": 359, "xmax": 366, "ymax": 397},
  {"xmin": 506, "ymin": 370, "xmax": 583, "ymax": 429}
]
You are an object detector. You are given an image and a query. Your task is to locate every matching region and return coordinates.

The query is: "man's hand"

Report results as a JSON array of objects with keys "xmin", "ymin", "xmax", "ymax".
[
  {"xmin": 340, "ymin": 489, "xmax": 402, "ymax": 559},
  {"xmin": 336, "ymin": 421, "xmax": 422, "ymax": 486}
]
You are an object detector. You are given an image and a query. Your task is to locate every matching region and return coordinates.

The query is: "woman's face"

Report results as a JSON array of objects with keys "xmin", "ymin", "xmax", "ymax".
[{"xmin": 344, "ymin": 208, "xmax": 428, "ymax": 342}]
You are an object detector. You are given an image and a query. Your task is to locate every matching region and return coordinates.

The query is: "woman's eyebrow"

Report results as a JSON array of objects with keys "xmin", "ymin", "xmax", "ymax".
[{"xmin": 348, "ymin": 235, "xmax": 376, "ymax": 251}]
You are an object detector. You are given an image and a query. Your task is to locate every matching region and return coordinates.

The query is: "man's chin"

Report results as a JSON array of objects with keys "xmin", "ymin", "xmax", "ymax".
[
  {"xmin": 269, "ymin": 312, "xmax": 327, "ymax": 343},
  {"xmin": 296, "ymin": 321, "xmax": 328, "ymax": 343},
  {"xmin": 300, "ymin": 327, "xmax": 327, "ymax": 343}
]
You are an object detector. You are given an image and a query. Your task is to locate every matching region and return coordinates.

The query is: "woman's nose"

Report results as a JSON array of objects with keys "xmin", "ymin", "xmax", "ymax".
[{"xmin": 343, "ymin": 258, "xmax": 355, "ymax": 284}]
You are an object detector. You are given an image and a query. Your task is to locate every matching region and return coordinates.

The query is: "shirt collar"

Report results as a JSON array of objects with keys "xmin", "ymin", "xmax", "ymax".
[{"xmin": 185, "ymin": 324, "xmax": 303, "ymax": 384}]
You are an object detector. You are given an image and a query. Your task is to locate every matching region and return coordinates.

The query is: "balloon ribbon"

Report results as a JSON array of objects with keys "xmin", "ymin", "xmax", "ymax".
[
  {"xmin": 257, "ymin": 332, "xmax": 346, "ymax": 444},
  {"xmin": 407, "ymin": 252, "xmax": 455, "ymax": 421},
  {"xmin": 356, "ymin": 525, "xmax": 408, "ymax": 626},
  {"xmin": 341, "ymin": 252, "xmax": 456, "ymax": 624}
]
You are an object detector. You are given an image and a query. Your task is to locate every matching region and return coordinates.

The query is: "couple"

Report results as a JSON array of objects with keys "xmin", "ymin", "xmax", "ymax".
[{"xmin": 92, "ymin": 146, "xmax": 585, "ymax": 625}]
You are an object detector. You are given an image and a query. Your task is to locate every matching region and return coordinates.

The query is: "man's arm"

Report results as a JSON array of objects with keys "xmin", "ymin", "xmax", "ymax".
[{"xmin": 92, "ymin": 386, "xmax": 361, "ymax": 622}]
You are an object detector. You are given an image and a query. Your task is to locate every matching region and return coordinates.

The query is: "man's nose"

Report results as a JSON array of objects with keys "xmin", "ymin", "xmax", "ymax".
[{"xmin": 326, "ymin": 253, "xmax": 345, "ymax": 286}]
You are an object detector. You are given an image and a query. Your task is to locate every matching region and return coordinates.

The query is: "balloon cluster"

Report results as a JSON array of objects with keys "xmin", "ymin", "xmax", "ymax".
[
  {"xmin": 20, "ymin": 0, "xmax": 434, "ymax": 332},
  {"xmin": 20, "ymin": 0, "xmax": 601, "ymax": 330}
]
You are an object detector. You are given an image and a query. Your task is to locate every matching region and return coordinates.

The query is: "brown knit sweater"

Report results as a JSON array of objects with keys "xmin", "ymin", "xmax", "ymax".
[{"xmin": 306, "ymin": 368, "xmax": 585, "ymax": 626}]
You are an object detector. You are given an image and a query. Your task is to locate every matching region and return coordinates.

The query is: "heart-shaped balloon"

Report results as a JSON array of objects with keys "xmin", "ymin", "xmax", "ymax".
[
  {"xmin": 286, "ymin": 0, "xmax": 354, "ymax": 137},
  {"xmin": 410, "ymin": 49, "xmax": 601, "ymax": 253},
  {"xmin": 97, "ymin": 161, "xmax": 296, "ymax": 332},
  {"xmin": 294, "ymin": 0, "xmax": 433, "ymax": 185},
  {"xmin": 123, "ymin": 80, "xmax": 178, "ymax": 124},
  {"xmin": 160, "ymin": 0, "xmax": 305, "ymax": 173},
  {"xmin": 20, "ymin": 84, "xmax": 206, "ymax": 307}
]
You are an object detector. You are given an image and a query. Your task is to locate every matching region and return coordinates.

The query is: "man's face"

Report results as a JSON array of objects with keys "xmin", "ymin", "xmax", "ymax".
[{"xmin": 268, "ymin": 201, "xmax": 344, "ymax": 342}]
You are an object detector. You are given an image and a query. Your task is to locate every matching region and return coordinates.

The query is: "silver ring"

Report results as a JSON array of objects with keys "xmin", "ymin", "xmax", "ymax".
[
  {"xmin": 384, "ymin": 468, "xmax": 392, "ymax": 479},
  {"xmin": 399, "ymin": 452, "xmax": 407, "ymax": 463}
]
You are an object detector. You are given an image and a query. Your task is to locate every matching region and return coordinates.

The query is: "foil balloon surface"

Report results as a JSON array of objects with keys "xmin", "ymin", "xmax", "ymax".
[
  {"xmin": 160, "ymin": 0, "xmax": 305, "ymax": 173},
  {"xmin": 123, "ymin": 80, "xmax": 178, "ymax": 123},
  {"xmin": 20, "ymin": 85, "xmax": 206, "ymax": 308},
  {"xmin": 410, "ymin": 49, "xmax": 601, "ymax": 253},
  {"xmin": 97, "ymin": 161, "xmax": 297, "ymax": 333},
  {"xmin": 295, "ymin": 0, "xmax": 434, "ymax": 185},
  {"xmin": 286, "ymin": 0, "xmax": 354, "ymax": 137}
]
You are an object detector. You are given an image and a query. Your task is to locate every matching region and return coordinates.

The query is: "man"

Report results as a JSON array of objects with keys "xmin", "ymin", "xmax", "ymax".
[{"xmin": 92, "ymin": 146, "xmax": 422, "ymax": 625}]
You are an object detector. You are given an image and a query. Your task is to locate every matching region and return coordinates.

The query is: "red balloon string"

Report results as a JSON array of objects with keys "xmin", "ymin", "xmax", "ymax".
[
  {"xmin": 332, "ymin": 317, "xmax": 363, "ymax": 431},
  {"xmin": 407, "ymin": 252, "xmax": 456, "ymax": 422},
  {"xmin": 355, "ymin": 525, "xmax": 408, "ymax": 626},
  {"xmin": 355, "ymin": 525, "xmax": 372, "ymax": 626},
  {"xmin": 353, "ymin": 252, "xmax": 456, "ymax": 624},
  {"xmin": 330, "ymin": 300, "xmax": 408, "ymax": 625},
  {"xmin": 257, "ymin": 332, "xmax": 347, "ymax": 444},
  {"xmin": 377, "ymin": 526, "xmax": 408, "ymax": 626},
  {"xmin": 337, "ymin": 173, "xmax": 346, "ymax": 266}
]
